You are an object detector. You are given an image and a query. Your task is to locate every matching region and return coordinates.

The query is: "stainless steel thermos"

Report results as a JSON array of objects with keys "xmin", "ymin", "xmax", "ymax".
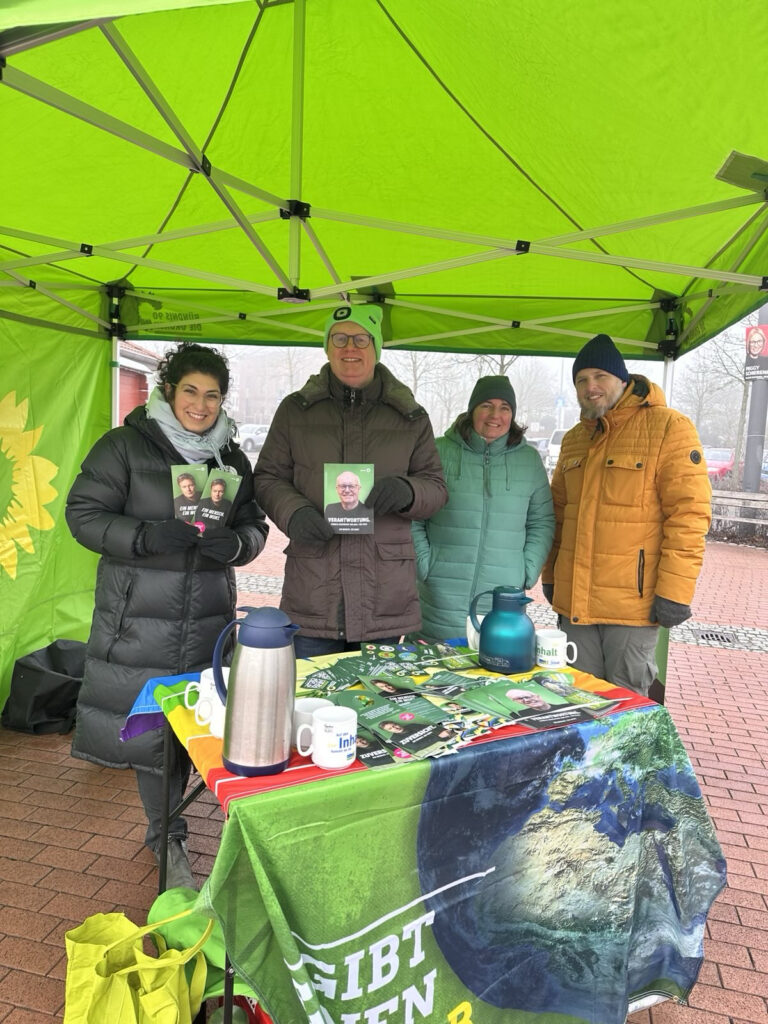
[
  {"xmin": 469, "ymin": 586, "xmax": 536, "ymax": 674},
  {"xmin": 212, "ymin": 606, "xmax": 299, "ymax": 776}
]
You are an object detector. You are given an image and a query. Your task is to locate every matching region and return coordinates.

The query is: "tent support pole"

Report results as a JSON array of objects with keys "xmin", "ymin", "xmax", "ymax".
[
  {"xmin": 0, "ymin": 307, "xmax": 101, "ymax": 338},
  {"xmin": 111, "ymin": 334, "xmax": 120, "ymax": 429},
  {"xmin": 288, "ymin": 0, "xmax": 306, "ymax": 287},
  {"xmin": 530, "ymin": 242, "xmax": 765, "ymax": 289},
  {"xmin": 311, "ymin": 247, "xmax": 514, "ymax": 299},
  {"xmin": 3, "ymin": 271, "xmax": 110, "ymax": 328},
  {"xmin": 663, "ymin": 356, "xmax": 676, "ymax": 402},
  {"xmin": 0, "ymin": 19, "xmax": 110, "ymax": 58},
  {"xmin": 387, "ymin": 296, "xmax": 662, "ymax": 328},
  {"xmin": 127, "ymin": 288, "xmax": 337, "ymax": 321},
  {"xmin": 539, "ymin": 193, "xmax": 763, "ymax": 246},
  {"xmin": 301, "ymin": 221, "xmax": 347, "ymax": 299},
  {"xmin": 311, "ymin": 191, "xmax": 762, "ymax": 251}
]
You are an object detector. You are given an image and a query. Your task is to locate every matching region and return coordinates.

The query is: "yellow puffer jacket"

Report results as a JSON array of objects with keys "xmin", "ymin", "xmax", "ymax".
[{"xmin": 542, "ymin": 376, "xmax": 711, "ymax": 626}]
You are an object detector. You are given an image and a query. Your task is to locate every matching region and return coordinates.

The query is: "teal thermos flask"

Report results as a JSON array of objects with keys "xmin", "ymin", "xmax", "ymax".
[{"xmin": 469, "ymin": 586, "xmax": 536, "ymax": 674}]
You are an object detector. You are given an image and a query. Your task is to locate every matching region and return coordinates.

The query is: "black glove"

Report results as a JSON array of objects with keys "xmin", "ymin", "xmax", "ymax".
[
  {"xmin": 198, "ymin": 525, "xmax": 241, "ymax": 563},
  {"xmin": 287, "ymin": 506, "xmax": 335, "ymax": 543},
  {"xmin": 366, "ymin": 476, "xmax": 414, "ymax": 516},
  {"xmin": 138, "ymin": 519, "xmax": 199, "ymax": 555},
  {"xmin": 650, "ymin": 595, "xmax": 691, "ymax": 628},
  {"xmin": 542, "ymin": 583, "xmax": 554, "ymax": 605}
]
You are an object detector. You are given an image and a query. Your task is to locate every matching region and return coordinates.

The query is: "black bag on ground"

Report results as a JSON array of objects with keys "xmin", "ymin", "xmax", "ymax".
[{"xmin": 2, "ymin": 639, "xmax": 86, "ymax": 734}]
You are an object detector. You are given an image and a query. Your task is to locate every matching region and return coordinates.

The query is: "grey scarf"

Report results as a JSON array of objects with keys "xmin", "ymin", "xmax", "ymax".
[{"xmin": 145, "ymin": 386, "xmax": 237, "ymax": 470}]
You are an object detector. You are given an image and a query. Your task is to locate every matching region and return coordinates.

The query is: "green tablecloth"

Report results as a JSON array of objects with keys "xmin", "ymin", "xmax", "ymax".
[{"xmin": 196, "ymin": 702, "xmax": 725, "ymax": 1024}]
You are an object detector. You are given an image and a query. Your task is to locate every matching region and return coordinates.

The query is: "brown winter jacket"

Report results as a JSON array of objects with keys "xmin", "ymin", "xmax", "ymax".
[
  {"xmin": 253, "ymin": 364, "xmax": 448, "ymax": 640},
  {"xmin": 541, "ymin": 376, "xmax": 711, "ymax": 626}
]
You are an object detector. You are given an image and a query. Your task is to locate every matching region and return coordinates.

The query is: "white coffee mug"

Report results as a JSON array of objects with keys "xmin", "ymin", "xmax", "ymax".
[
  {"xmin": 466, "ymin": 613, "xmax": 485, "ymax": 651},
  {"xmin": 296, "ymin": 706, "xmax": 357, "ymax": 770},
  {"xmin": 184, "ymin": 667, "xmax": 229, "ymax": 738},
  {"xmin": 536, "ymin": 629, "xmax": 577, "ymax": 669},
  {"xmin": 293, "ymin": 696, "xmax": 334, "ymax": 749}
]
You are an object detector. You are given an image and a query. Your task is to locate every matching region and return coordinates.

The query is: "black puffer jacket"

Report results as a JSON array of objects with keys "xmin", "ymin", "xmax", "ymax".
[{"xmin": 65, "ymin": 406, "xmax": 268, "ymax": 773}]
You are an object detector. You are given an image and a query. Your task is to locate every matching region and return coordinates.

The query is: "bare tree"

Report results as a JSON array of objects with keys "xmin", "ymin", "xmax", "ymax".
[
  {"xmin": 382, "ymin": 349, "xmax": 446, "ymax": 400},
  {"xmin": 509, "ymin": 357, "xmax": 561, "ymax": 431},
  {"xmin": 464, "ymin": 352, "xmax": 520, "ymax": 377},
  {"xmin": 673, "ymin": 343, "xmax": 740, "ymax": 445}
]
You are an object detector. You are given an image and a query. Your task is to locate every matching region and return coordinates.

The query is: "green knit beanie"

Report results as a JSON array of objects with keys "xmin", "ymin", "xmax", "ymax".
[
  {"xmin": 324, "ymin": 305, "xmax": 383, "ymax": 360},
  {"xmin": 468, "ymin": 375, "xmax": 517, "ymax": 419}
]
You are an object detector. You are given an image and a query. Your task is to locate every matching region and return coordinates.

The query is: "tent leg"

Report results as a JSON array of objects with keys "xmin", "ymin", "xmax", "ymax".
[{"xmin": 111, "ymin": 334, "xmax": 121, "ymax": 428}]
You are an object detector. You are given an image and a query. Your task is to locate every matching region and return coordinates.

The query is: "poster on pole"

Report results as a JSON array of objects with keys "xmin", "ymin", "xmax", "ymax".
[{"xmin": 745, "ymin": 325, "xmax": 768, "ymax": 380}]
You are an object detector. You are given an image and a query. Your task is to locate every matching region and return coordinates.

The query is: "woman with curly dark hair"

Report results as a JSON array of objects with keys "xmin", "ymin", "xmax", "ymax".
[{"xmin": 66, "ymin": 342, "xmax": 268, "ymax": 887}]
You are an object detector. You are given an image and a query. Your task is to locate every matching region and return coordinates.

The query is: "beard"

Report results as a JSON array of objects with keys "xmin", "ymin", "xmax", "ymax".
[{"xmin": 578, "ymin": 379, "xmax": 627, "ymax": 419}]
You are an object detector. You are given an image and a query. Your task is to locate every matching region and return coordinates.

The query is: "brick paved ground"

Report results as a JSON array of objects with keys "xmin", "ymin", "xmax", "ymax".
[{"xmin": 0, "ymin": 533, "xmax": 765, "ymax": 1022}]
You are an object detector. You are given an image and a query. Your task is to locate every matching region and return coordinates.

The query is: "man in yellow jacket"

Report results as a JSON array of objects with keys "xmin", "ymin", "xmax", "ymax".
[{"xmin": 541, "ymin": 334, "xmax": 711, "ymax": 696}]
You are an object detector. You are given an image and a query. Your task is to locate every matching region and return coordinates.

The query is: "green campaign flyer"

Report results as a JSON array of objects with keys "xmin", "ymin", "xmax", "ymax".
[
  {"xmin": 324, "ymin": 462, "xmax": 374, "ymax": 534},
  {"xmin": 171, "ymin": 463, "xmax": 208, "ymax": 523}
]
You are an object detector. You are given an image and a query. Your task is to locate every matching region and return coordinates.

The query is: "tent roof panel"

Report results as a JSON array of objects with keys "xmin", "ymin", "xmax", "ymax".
[{"xmin": 2, "ymin": 0, "xmax": 768, "ymax": 357}]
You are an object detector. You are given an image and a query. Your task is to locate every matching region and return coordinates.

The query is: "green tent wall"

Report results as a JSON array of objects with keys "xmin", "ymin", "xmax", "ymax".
[{"xmin": 2, "ymin": 0, "xmax": 768, "ymax": 701}]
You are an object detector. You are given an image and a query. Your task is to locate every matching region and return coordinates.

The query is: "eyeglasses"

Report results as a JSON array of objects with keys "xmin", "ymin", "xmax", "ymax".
[
  {"xmin": 174, "ymin": 384, "xmax": 222, "ymax": 406},
  {"xmin": 337, "ymin": 484, "xmax": 360, "ymax": 491},
  {"xmin": 329, "ymin": 332, "xmax": 373, "ymax": 349}
]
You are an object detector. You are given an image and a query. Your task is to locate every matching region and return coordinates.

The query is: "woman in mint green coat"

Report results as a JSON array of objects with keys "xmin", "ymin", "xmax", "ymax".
[{"xmin": 412, "ymin": 376, "xmax": 554, "ymax": 639}]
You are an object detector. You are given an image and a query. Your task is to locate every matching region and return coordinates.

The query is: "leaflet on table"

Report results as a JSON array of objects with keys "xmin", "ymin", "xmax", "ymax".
[
  {"xmin": 328, "ymin": 690, "xmax": 459, "ymax": 759},
  {"xmin": 354, "ymin": 725, "xmax": 400, "ymax": 768},
  {"xmin": 300, "ymin": 663, "xmax": 624, "ymax": 752},
  {"xmin": 323, "ymin": 463, "xmax": 374, "ymax": 534},
  {"xmin": 359, "ymin": 641, "xmax": 478, "ymax": 673},
  {"xmin": 400, "ymin": 669, "xmax": 620, "ymax": 730},
  {"xmin": 300, "ymin": 658, "xmax": 368, "ymax": 692},
  {"xmin": 357, "ymin": 675, "xmax": 460, "ymax": 724},
  {"xmin": 299, "ymin": 643, "xmax": 477, "ymax": 693},
  {"xmin": 170, "ymin": 464, "xmax": 241, "ymax": 528},
  {"xmin": 359, "ymin": 673, "xmax": 501, "ymax": 742}
]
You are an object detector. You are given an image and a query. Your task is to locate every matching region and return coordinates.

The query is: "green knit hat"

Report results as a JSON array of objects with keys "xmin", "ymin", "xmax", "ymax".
[
  {"xmin": 468, "ymin": 375, "xmax": 517, "ymax": 419},
  {"xmin": 324, "ymin": 305, "xmax": 383, "ymax": 360}
]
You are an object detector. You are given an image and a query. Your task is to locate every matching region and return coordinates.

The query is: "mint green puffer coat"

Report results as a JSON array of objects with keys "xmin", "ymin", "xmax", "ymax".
[{"xmin": 412, "ymin": 425, "xmax": 554, "ymax": 639}]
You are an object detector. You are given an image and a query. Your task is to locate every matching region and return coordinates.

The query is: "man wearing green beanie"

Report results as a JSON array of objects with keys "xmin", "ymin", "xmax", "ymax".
[
  {"xmin": 253, "ymin": 304, "xmax": 447, "ymax": 658},
  {"xmin": 541, "ymin": 333, "xmax": 711, "ymax": 700}
]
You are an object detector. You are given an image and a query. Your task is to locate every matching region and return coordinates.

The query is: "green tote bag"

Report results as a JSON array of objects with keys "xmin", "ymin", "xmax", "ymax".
[{"xmin": 64, "ymin": 908, "xmax": 214, "ymax": 1024}]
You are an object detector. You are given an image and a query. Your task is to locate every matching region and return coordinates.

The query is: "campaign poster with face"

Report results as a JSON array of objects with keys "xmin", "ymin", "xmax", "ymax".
[
  {"xmin": 745, "ymin": 325, "xmax": 768, "ymax": 381},
  {"xmin": 195, "ymin": 470, "xmax": 241, "ymax": 530},
  {"xmin": 171, "ymin": 463, "xmax": 208, "ymax": 523},
  {"xmin": 323, "ymin": 463, "xmax": 374, "ymax": 534}
]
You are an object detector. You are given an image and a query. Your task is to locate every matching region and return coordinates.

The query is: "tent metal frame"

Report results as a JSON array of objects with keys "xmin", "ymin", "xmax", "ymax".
[{"xmin": 2, "ymin": 5, "xmax": 768, "ymax": 356}]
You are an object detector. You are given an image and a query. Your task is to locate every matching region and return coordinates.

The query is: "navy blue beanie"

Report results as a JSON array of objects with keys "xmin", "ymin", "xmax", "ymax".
[{"xmin": 572, "ymin": 334, "xmax": 628, "ymax": 383}]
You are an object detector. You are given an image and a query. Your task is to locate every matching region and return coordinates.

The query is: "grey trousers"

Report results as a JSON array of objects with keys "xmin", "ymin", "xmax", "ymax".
[
  {"xmin": 135, "ymin": 737, "xmax": 192, "ymax": 852},
  {"xmin": 557, "ymin": 616, "xmax": 659, "ymax": 696}
]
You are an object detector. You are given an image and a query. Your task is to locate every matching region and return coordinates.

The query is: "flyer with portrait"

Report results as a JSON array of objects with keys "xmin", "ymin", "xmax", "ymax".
[
  {"xmin": 329, "ymin": 689, "xmax": 458, "ymax": 759},
  {"xmin": 195, "ymin": 470, "xmax": 241, "ymax": 530},
  {"xmin": 170, "ymin": 464, "xmax": 209, "ymax": 524},
  {"xmin": 323, "ymin": 463, "xmax": 374, "ymax": 534}
]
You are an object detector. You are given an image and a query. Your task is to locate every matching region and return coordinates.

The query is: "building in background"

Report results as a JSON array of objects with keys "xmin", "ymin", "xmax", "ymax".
[{"xmin": 118, "ymin": 341, "xmax": 158, "ymax": 423}]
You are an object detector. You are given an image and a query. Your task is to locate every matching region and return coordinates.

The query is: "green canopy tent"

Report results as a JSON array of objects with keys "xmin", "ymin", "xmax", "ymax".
[{"xmin": 1, "ymin": 0, "xmax": 767, "ymax": 701}]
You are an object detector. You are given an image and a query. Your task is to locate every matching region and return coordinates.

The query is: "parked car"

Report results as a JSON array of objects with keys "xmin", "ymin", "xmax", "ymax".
[
  {"xmin": 547, "ymin": 428, "xmax": 568, "ymax": 471},
  {"xmin": 529, "ymin": 437, "xmax": 549, "ymax": 458},
  {"xmin": 702, "ymin": 447, "xmax": 734, "ymax": 483},
  {"xmin": 237, "ymin": 423, "xmax": 270, "ymax": 452}
]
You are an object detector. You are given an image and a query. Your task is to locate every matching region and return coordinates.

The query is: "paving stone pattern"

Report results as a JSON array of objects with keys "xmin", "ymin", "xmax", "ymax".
[{"xmin": 0, "ymin": 531, "xmax": 766, "ymax": 1022}]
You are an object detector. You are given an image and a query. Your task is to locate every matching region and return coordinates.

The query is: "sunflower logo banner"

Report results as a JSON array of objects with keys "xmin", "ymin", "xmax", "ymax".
[{"xmin": 0, "ymin": 320, "xmax": 111, "ymax": 710}]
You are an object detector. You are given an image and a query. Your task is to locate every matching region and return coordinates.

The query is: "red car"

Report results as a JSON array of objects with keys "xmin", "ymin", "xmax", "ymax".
[{"xmin": 702, "ymin": 447, "xmax": 734, "ymax": 482}]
